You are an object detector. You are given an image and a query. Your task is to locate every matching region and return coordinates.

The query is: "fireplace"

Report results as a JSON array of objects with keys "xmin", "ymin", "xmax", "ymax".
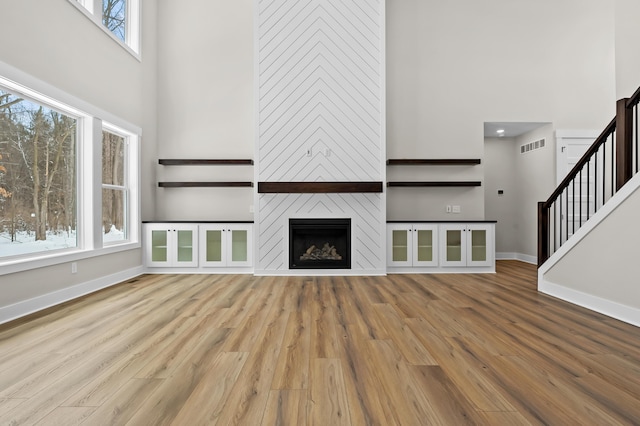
[{"xmin": 289, "ymin": 218, "xmax": 351, "ymax": 269}]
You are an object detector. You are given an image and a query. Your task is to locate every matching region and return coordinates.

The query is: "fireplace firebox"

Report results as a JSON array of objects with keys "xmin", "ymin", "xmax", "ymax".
[{"xmin": 289, "ymin": 219, "xmax": 351, "ymax": 269}]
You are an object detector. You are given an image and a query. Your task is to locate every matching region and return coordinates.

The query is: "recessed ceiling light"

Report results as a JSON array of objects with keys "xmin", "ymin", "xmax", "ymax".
[{"xmin": 497, "ymin": 129, "xmax": 505, "ymax": 134}]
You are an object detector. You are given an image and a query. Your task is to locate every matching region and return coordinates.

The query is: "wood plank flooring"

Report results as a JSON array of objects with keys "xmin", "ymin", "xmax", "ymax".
[{"xmin": 0, "ymin": 261, "xmax": 639, "ymax": 425}]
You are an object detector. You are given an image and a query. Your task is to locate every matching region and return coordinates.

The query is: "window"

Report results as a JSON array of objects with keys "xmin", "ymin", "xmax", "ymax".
[
  {"xmin": 0, "ymin": 74, "xmax": 140, "ymax": 269},
  {"xmin": 102, "ymin": 0, "xmax": 127, "ymax": 43},
  {"xmin": 70, "ymin": 0, "xmax": 140, "ymax": 55},
  {"xmin": 102, "ymin": 128, "xmax": 128, "ymax": 244},
  {"xmin": 0, "ymin": 88, "xmax": 79, "ymax": 258}
]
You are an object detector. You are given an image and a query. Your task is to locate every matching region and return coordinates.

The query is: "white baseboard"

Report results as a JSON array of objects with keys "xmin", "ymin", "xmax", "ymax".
[
  {"xmin": 0, "ymin": 266, "xmax": 144, "ymax": 326},
  {"xmin": 496, "ymin": 252, "xmax": 537, "ymax": 264},
  {"xmin": 254, "ymin": 269, "xmax": 387, "ymax": 277},
  {"xmin": 539, "ymin": 278, "xmax": 640, "ymax": 328}
]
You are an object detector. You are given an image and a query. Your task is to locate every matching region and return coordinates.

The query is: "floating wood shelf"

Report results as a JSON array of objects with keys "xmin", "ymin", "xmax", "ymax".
[
  {"xmin": 258, "ymin": 181, "xmax": 384, "ymax": 193},
  {"xmin": 387, "ymin": 159, "xmax": 481, "ymax": 165},
  {"xmin": 158, "ymin": 159, "xmax": 254, "ymax": 166},
  {"xmin": 158, "ymin": 182, "xmax": 254, "ymax": 188},
  {"xmin": 387, "ymin": 181, "xmax": 482, "ymax": 187}
]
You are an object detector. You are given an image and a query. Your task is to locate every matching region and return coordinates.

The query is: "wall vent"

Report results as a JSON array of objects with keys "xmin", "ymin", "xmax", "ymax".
[{"xmin": 520, "ymin": 138, "xmax": 546, "ymax": 154}]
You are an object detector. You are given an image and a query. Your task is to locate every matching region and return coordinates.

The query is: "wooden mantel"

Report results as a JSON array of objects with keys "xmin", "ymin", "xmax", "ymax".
[{"xmin": 257, "ymin": 181, "xmax": 384, "ymax": 194}]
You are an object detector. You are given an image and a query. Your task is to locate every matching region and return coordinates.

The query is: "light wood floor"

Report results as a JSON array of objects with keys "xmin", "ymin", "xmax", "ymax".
[{"xmin": 1, "ymin": 261, "xmax": 639, "ymax": 425}]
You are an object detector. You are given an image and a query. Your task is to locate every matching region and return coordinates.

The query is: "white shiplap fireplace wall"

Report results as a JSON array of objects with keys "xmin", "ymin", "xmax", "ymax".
[{"xmin": 255, "ymin": 0, "xmax": 386, "ymax": 275}]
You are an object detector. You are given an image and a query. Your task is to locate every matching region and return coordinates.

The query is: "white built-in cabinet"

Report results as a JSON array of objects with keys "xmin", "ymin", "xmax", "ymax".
[
  {"xmin": 144, "ymin": 224, "xmax": 199, "ymax": 268},
  {"xmin": 387, "ymin": 222, "xmax": 495, "ymax": 273},
  {"xmin": 199, "ymin": 224, "xmax": 252, "ymax": 268},
  {"xmin": 387, "ymin": 224, "xmax": 438, "ymax": 267},
  {"xmin": 439, "ymin": 223, "xmax": 494, "ymax": 268},
  {"xmin": 143, "ymin": 222, "xmax": 253, "ymax": 272}
]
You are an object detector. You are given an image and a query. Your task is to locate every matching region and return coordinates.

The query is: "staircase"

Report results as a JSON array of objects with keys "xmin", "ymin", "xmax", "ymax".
[{"xmin": 538, "ymin": 85, "xmax": 640, "ymax": 267}]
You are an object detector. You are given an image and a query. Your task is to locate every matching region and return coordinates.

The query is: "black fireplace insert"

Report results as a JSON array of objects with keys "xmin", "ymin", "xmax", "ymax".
[{"xmin": 289, "ymin": 218, "xmax": 351, "ymax": 269}]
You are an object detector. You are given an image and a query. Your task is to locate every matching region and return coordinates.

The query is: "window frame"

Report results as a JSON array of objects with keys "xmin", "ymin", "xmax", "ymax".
[
  {"xmin": 68, "ymin": 0, "xmax": 141, "ymax": 58},
  {"xmin": 101, "ymin": 124, "xmax": 132, "ymax": 246},
  {"xmin": 0, "ymin": 65, "xmax": 141, "ymax": 276}
]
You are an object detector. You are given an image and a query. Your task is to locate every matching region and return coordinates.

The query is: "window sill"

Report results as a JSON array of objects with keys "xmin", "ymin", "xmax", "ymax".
[
  {"xmin": 0, "ymin": 241, "xmax": 142, "ymax": 276},
  {"xmin": 66, "ymin": 0, "xmax": 141, "ymax": 61}
]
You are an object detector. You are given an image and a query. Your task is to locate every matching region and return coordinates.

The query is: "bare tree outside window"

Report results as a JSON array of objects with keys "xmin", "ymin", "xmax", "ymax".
[
  {"xmin": 102, "ymin": 130, "xmax": 126, "ymax": 242},
  {"xmin": 103, "ymin": 0, "xmax": 126, "ymax": 43},
  {"xmin": 0, "ymin": 90, "xmax": 77, "ymax": 258}
]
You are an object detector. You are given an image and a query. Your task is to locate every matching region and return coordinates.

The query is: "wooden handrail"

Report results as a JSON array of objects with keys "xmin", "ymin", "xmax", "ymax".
[
  {"xmin": 538, "ymin": 85, "xmax": 640, "ymax": 267},
  {"xmin": 542, "ymin": 117, "xmax": 616, "ymax": 208},
  {"xmin": 626, "ymin": 85, "xmax": 640, "ymax": 108}
]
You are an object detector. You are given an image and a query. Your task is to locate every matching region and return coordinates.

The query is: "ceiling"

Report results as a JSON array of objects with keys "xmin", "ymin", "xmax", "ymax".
[{"xmin": 484, "ymin": 122, "xmax": 550, "ymax": 138}]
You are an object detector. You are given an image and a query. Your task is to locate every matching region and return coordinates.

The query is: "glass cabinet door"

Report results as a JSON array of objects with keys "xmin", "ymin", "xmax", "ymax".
[
  {"xmin": 151, "ymin": 229, "xmax": 168, "ymax": 263},
  {"xmin": 446, "ymin": 229, "xmax": 462, "ymax": 262},
  {"xmin": 439, "ymin": 224, "xmax": 466, "ymax": 267},
  {"xmin": 228, "ymin": 225, "xmax": 252, "ymax": 267},
  {"xmin": 205, "ymin": 229, "xmax": 223, "ymax": 263},
  {"xmin": 470, "ymin": 229, "xmax": 487, "ymax": 262},
  {"xmin": 176, "ymin": 229, "xmax": 195, "ymax": 263},
  {"xmin": 392, "ymin": 229, "xmax": 409, "ymax": 262},
  {"xmin": 466, "ymin": 224, "xmax": 493, "ymax": 267},
  {"xmin": 230, "ymin": 229, "xmax": 248, "ymax": 263},
  {"xmin": 413, "ymin": 225, "xmax": 438, "ymax": 266},
  {"xmin": 387, "ymin": 226, "xmax": 412, "ymax": 267}
]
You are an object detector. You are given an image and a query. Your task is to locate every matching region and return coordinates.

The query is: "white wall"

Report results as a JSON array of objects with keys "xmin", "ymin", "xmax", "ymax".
[
  {"xmin": 541, "ymin": 176, "xmax": 640, "ymax": 325},
  {"xmin": 615, "ymin": 0, "xmax": 640, "ymax": 98},
  {"xmin": 0, "ymin": 0, "xmax": 154, "ymax": 322},
  {"xmin": 483, "ymin": 124, "xmax": 556, "ymax": 261},
  {"xmin": 154, "ymin": 0, "xmax": 254, "ymax": 221},
  {"xmin": 514, "ymin": 125, "xmax": 557, "ymax": 258},
  {"xmin": 0, "ymin": 0, "xmax": 145, "ymax": 125},
  {"xmin": 387, "ymin": 0, "xmax": 616, "ymax": 221},
  {"xmin": 484, "ymin": 138, "xmax": 519, "ymax": 254}
]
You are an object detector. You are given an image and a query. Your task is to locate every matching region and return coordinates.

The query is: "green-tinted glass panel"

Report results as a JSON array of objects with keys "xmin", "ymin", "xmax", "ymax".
[
  {"xmin": 231, "ymin": 230, "xmax": 248, "ymax": 262},
  {"xmin": 392, "ymin": 230, "xmax": 408, "ymax": 262},
  {"xmin": 416, "ymin": 230, "xmax": 433, "ymax": 262},
  {"xmin": 446, "ymin": 230, "xmax": 462, "ymax": 261},
  {"xmin": 151, "ymin": 230, "xmax": 167, "ymax": 262},
  {"xmin": 206, "ymin": 230, "xmax": 222, "ymax": 262},
  {"xmin": 176, "ymin": 230, "xmax": 193, "ymax": 262},
  {"xmin": 471, "ymin": 230, "xmax": 487, "ymax": 261}
]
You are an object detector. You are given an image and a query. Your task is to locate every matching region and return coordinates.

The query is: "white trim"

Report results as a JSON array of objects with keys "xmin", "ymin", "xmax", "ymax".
[
  {"xmin": 496, "ymin": 252, "xmax": 537, "ymax": 264},
  {"xmin": 0, "ymin": 62, "xmax": 142, "ymax": 275},
  {"xmin": 0, "ymin": 243, "xmax": 141, "ymax": 276},
  {"xmin": 0, "ymin": 266, "xmax": 143, "ymax": 326},
  {"xmin": 66, "ymin": 0, "xmax": 141, "ymax": 59},
  {"xmin": 538, "ymin": 278, "xmax": 640, "ymax": 328},
  {"xmin": 0, "ymin": 60, "xmax": 141, "ymax": 135},
  {"xmin": 144, "ymin": 268, "xmax": 255, "ymax": 275},
  {"xmin": 387, "ymin": 267, "xmax": 495, "ymax": 274},
  {"xmin": 255, "ymin": 270, "xmax": 387, "ymax": 277}
]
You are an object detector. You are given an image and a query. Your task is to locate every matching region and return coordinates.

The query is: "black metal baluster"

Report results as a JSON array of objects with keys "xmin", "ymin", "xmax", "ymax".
[
  {"xmin": 564, "ymin": 186, "xmax": 569, "ymax": 242},
  {"xmin": 572, "ymin": 180, "xmax": 576, "ymax": 236},
  {"xmin": 586, "ymin": 161, "xmax": 590, "ymax": 221},
  {"xmin": 579, "ymin": 169, "xmax": 582, "ymax": 227}
]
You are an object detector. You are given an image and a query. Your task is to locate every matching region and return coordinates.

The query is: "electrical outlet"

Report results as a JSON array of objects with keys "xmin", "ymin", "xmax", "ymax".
[
  {"xmin": 71, "ymin": 262, "xmax": 77, "ymax": 274},
  {"xmin": 452, "ymin": 205, "xmax": 461, "ymax": 213},
  {"xmin": 446, "ymin": 205, "xmax": 452, "ymax": 213},
  {"xmin": 306, "ymin": 148, "xmax": 313, "ymax": 157}
]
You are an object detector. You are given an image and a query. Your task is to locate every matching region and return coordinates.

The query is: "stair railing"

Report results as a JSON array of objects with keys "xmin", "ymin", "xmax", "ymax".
[{"xmin": 538, "ymin": 87, "xmax": 640, "ymax": 267}]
